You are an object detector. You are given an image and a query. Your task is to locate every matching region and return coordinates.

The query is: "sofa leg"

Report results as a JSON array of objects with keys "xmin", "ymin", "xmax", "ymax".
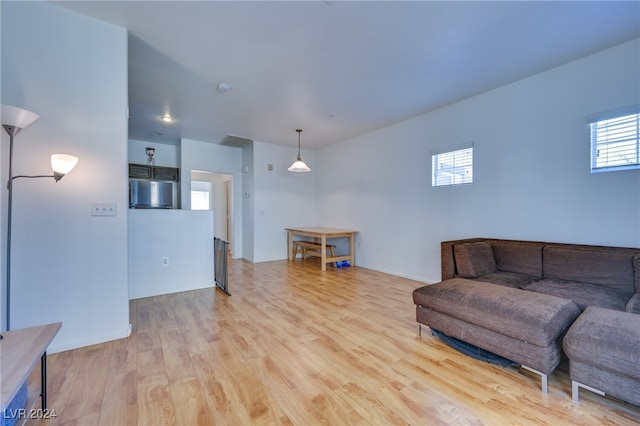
[
  {"xmin": 521, "ymin": 365, "xmax": 549, "ymax": 393},
  {"xmin": 571, "ymin": 380, "xmax": 605, "ymax": 403},
  {"xmin": 418, "ymin": 323, "xmax": 422, "ymax": 337}
]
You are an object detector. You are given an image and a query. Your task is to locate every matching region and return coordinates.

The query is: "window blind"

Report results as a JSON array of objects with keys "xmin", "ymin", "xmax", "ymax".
[
  {"xmin": 588, "ymin": 107, "xmax": 640, "ymax": 173},
  {"xmin": 431, "ymin": 142, "xmax": 474, "ymax": 187}
]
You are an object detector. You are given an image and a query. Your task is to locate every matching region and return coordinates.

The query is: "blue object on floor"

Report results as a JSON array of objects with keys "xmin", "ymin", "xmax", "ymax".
[
  {"xmin": 2, "ymin": 381, "xmax": 28, "ymax": 426},
  {"xmin": 336, "ymin": 260, "xmax": 351, "ymax": 267},
  {"xmin": 431, "ymin": 329, "xmax": 518, "ymax": 367}
]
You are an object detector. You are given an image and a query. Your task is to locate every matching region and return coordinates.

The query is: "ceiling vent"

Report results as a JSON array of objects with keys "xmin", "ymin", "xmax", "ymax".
[{"xmin": 220, "ymin": 134, "xmax": 253, "ymax": 148}]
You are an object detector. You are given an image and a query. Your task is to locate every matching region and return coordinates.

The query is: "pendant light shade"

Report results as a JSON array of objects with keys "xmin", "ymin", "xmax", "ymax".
[{"xmin": 288, "ymin": 129, "xmax": 310, "ymax": 172}]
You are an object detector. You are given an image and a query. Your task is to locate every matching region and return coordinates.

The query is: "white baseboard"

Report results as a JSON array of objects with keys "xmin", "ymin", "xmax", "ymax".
[
  {"xmin": 47, "ymin": 325, "xmax": 132, "ymax": 354},
  {"xmin": 357, "ymin": 263, "xmax": 435, "ymax": 284},
  {"xmin": 129, "ymin": 282, "xmax": 214, "ymax": 300}
]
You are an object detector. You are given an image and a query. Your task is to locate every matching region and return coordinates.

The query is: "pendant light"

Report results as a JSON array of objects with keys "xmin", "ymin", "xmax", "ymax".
[{"xmin": 288, "ymin": 129, "xmax": 311, "ymax": 172}]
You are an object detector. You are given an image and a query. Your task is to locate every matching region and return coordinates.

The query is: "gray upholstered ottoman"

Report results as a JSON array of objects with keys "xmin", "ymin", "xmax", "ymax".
[
  {"xmin": 413, "ymin": 278, "xmax": 582, "ymax": 392},
  {"xmin": 563, "ymin": 306, "xmax": 640, "ymax": 406}
]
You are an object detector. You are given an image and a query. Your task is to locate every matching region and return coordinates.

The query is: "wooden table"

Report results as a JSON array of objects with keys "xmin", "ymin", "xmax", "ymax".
[
  {"xmin": 1, "ymin": 322, "xmax": 61, "ymax": 412},
  {"xmin": 286, "ymin": 227, "xmax": 358, "ymax": 271}
]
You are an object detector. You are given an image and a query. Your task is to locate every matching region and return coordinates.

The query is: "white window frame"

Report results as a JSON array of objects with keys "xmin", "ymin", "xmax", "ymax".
[
  {"xmin": 431, "ymin": 142, "xmax": 474, "ymax": 187},
  {"xmin": 587, "ymin": 105, "xmax": 640, "ymax": 173}
]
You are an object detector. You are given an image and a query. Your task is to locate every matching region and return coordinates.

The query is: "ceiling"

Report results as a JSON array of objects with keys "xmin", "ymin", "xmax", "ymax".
[{"xmin": 54, "ymin": 1, "xmax": 640, "ymax": 150}]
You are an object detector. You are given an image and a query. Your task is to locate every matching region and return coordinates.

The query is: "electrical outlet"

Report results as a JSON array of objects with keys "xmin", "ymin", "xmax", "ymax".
[{"xmin": 162, "ymin": 257, "xmax": 169, "ymax": 267}]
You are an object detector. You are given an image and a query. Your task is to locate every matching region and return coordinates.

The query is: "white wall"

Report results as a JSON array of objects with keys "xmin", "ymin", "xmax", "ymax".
[
  {"xmin": 128, "ymin": 210, "xmax": 214, "ymax": 299},
  {"xmin": 1, "ymin": 2, "xmax": 130, "ymax": 350},
  {"xmin": 251, "ymin": 141, "xmax": 317, "ymax": 262},
  {"xmin": 316, "ymin": 38, "xmax": 640, "ymax": 283},
  {"xmin": 180, "ymin": 138, "xmax": 243, "ymax": 258},
  {"xmin": 242, "ymin": 144, "xmax": 255, "ymax": 261}
]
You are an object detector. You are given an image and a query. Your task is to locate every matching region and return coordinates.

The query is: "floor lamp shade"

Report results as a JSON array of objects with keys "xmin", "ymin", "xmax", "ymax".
[
  {"xmin": 1, "ymin": 105, "xmax": 39, "ymax": 133},
  {"xmin": 51, "ymin": 154, "xmax": 79, "ymax": 181}
]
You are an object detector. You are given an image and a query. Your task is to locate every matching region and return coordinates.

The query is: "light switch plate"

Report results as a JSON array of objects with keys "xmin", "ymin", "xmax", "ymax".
[{"xmin": 91, "ymin": 202, "xmax": 117, "ymax": 216}]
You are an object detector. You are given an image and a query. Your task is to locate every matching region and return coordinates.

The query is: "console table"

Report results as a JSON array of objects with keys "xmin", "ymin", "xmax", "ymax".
[
  {"xmin": 1, "ymin": 322, "xmax": 61, "ymax": 412},
  {"xmin": 286, "ymin": 227, "xmax": 358, "ymax": 271}
]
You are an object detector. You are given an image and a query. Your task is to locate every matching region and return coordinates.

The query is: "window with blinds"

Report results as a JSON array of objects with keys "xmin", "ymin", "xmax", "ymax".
[
  {"xmin": 588, "ymin": 106, "xmax": 640, "ymax": 173},
  {"xmin": 431, "ymin": 142, "xmax": 474, "ymax": 187}
]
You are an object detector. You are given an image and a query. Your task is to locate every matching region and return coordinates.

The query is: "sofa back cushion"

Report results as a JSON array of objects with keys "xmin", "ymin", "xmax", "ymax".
[
  {"xmin": 491, "ymin": 241, "xmax": 544, "ymax": 278},
  {"xmin": 454, "ymin": 242, "xmax": 497, "ymax": 277},
  {"xmin": 543, "ymin": 245, "xmax": 637, "ymax": 293}
]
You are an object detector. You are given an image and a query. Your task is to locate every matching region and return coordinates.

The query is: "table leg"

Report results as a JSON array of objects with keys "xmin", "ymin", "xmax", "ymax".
[
  {"xmin": 40, "ymin": 351, "xmax": 47, "ymax": 409},
  {"xmin": 321, "ymin": 235, "xmax": 327, "ymax": 271},
  {"xmin": 288, "ymin": 230, "xmax": 293, "ymax": 261},
  {"xmin": 350, "ymin": 233, "xmax": 355, "ymax": 266}
]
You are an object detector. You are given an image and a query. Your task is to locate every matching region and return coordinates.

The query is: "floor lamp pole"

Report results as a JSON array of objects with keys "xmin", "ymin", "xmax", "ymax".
[
  {"xmin": 3, "ymin": 125, "xmax": 18, "ymax": 332},
  {"xmin": 1, "ymin": 105, "xmax": 43, "ymax": 336}
]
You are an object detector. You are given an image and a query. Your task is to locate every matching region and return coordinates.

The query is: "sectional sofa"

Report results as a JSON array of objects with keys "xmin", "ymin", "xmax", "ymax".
[{"xmin": 412, "ymin": 238, "xmax": 640, "ymax": 405}]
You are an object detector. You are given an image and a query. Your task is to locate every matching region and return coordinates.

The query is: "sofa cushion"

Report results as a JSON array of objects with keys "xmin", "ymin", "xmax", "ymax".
[
  {"xmin": 454, "ymin": 242, "xmax": 497, "ymax": 277},
  {"xmin": 491, "ymin": 241, "xmax": 544, "ymax": 278},
  {"xmin": 563, "ymin": 306, "xmax": 640, "ymax": 380},
  {"xmin": 471, "ymin": 271, "xmax": 540, "ymax": 289},
  {"xmin": 521, "ymin": 278, "xmax": 632, "ymax": 312},
  {"xmin": 543, "ymin": 246, "xmax": 636, "ymax": 294},
  {"xmin": 413, "ymin": 278, "xmax": 581, "ymax": 347}
]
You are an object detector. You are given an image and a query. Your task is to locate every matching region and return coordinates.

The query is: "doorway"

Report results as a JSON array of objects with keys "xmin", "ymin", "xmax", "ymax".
[{"xmin": 191, "ymin": 170, "xmax": 233, "ymax": 256}]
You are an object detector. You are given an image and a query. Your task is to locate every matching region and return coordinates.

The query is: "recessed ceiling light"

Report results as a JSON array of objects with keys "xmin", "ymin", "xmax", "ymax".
[
  {"xmin": 216, "ymin": 83, "xmax": 231, "ymax": 94},
  {"xmin": 160, "ymin": 114, "xmax": 174, "ymax": 123}
]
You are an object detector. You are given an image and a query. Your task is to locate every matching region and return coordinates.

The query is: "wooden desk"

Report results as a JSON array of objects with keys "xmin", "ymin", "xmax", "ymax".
[
  {"xmin": 1, "ymin": 322, "xmax": 61, "ymax": 412},
  {"xmin": 286, "ymin": 227, "xmax": 358, "ymax": 271}
]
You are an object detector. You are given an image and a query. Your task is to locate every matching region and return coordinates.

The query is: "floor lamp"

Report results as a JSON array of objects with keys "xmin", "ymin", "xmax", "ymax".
[{"xmin": 1, "ymin": 104, "xmax": 79, "ymax": 336}]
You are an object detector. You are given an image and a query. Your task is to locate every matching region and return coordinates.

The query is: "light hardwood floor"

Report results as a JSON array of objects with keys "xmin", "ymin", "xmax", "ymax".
[{"xmin": 27, "ymin": 258, "xmax": 640, "ymax": 425}]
